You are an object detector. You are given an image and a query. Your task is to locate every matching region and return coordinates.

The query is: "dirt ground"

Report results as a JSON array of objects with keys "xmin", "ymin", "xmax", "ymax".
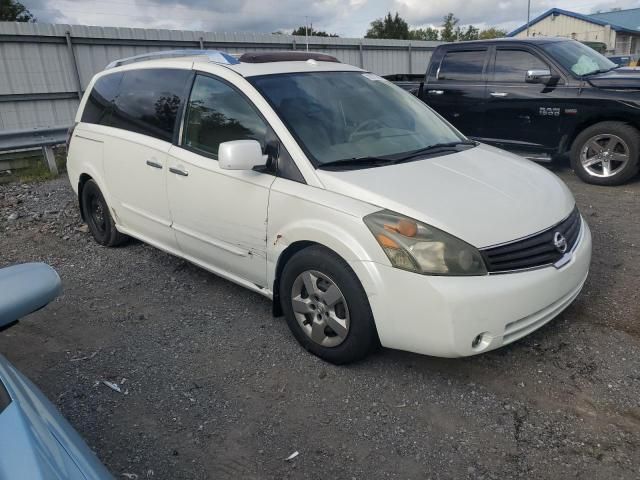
[{"xmin": 0, "ymin": 166, "xmax": 639, "ymax": 479}]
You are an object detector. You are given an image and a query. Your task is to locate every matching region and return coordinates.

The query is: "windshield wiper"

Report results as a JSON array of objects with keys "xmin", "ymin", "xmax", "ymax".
[
  {"xmin": 390, "ymin": 140, "xmax": 478, "ymax": 165},
  {"xmin": 585, "ymin": 66, "xmax": 620, "ymax": 76},
  {"xmin": 317, "ymin": 156, "xmax": 395, "ymax": 170}
]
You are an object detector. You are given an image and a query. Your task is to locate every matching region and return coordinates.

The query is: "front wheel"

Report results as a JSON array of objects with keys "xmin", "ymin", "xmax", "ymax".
[
  {"xmin": 280, "ymin": 246, "xmax": 378, "ymax": 364},
  {"xmin": 570, "ymin": 122, "xmax": 640, "ymax": 186}
]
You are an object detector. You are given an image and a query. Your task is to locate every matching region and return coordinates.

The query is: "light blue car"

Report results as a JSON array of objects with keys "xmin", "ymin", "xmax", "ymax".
[{"xmin": 0, "ymin": 263, "xmax": 113, "ymax": 480}]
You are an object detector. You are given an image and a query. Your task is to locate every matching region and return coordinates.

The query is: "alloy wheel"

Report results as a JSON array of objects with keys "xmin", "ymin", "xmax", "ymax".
[
  {"xmin": 580, "ymin": 134, "xmax": 630, "ymax": 178},
  {"xmin": 290, "ymin": 270, "xmax": 350, "ymax": 347}
]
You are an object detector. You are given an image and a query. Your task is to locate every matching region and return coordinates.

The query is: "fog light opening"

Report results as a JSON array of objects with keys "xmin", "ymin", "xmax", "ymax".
[{"xmin": 471, "ymin": 332, "xmax": 491, "ymax": 352}]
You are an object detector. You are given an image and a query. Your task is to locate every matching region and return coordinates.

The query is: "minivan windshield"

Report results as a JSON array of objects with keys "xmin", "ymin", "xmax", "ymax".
[
  {"xmin": 249, "ymin": 71, "xmax": 467, "ymax": 168},
  {"xmin": 541, "ymin": 40, "xmax": 617, "ymax": 77}
]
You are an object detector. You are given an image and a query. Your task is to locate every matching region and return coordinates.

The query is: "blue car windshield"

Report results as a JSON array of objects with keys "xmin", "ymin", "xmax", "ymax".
[{"xmin": 249, "ymin": 71, "xmax": 465, "ymax": 166}]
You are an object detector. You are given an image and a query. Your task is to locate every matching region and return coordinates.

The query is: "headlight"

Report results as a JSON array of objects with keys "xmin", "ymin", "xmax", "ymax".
[{"xmin": 364, "ymin": 210, "xmax": 487, "ymax": 276}]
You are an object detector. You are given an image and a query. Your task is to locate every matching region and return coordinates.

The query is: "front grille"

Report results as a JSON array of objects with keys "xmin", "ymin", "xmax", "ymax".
[{"xmin": 481, "ymin": 207, "xmax": 581, "ymax": 273}]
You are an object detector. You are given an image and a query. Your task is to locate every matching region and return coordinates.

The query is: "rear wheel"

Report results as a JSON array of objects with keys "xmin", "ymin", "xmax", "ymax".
[
  {"xmin": 570, "ymin": 122, "xmax": 640, "ymax": 186},
  {"xmin": 280, "ymin": 245, "xmax": 378, "ymax": 364},
  {"xmin": 81, "ymin": 179, "xmax": 128, "ymax": 247}
]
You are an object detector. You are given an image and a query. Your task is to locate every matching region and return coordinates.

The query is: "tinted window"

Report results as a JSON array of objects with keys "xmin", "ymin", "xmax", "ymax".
[
  {"xmin": 494, "ymin": 50, "xmax": 548, "ymax": 82},
  {"xmin": 183, "ymin": 75, "xmax": 268, "ymax": 157},
  {"xmin": 81, "ymin": 73, "xmax": 123, "ymax": 125},
  {"xmin": 108, "ymin": 69, "xmax": 190, "ymax": 142},
  {"xmin": 439, "ymin": 50, "xmax": 486, "ymax": 81}
]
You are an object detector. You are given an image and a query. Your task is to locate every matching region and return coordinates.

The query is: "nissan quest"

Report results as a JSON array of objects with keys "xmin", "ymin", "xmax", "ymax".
[{"xmin": 66, "ymin": 50, "xmax": 592, "ymax": 364}]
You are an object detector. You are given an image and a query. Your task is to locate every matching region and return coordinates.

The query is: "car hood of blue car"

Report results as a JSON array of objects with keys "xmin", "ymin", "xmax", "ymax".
[{"xmin": 0, "ymin": 354, "xmax": 113, "ymax": 480}]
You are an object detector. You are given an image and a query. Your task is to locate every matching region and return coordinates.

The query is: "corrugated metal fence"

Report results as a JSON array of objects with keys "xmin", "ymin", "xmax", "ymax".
[{"xmin": 0, "ymin": 22, "xmax": 439, "ymax": 131}]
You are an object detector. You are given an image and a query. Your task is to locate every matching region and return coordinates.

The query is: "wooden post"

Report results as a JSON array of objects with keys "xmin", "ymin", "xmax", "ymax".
[{"xmin": 42, "ymin": 146, "xmax": 58, "ymax": 176}]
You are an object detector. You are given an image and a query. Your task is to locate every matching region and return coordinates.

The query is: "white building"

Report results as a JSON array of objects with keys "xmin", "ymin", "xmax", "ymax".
[{"xmin": 509, "ymin": 7, "xmax": 640, "ymax": 55}]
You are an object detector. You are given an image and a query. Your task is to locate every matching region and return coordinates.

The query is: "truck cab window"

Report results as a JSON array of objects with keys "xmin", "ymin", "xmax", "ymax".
[
  {"xmin": 438, "ymin": 50, "xmax": 487, "ymax": 81},
  {"xmin": 494, "ymin": 50, "xmax": 549, "ymax": 82}
]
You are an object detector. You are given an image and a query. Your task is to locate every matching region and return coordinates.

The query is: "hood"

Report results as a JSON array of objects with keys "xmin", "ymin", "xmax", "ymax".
[
  {"xmin": 0, "ymin": 356, "xmax": 113, "ymax": 480},
  {"xmin": 587, "ymin": 68, "xmax": 640, "ymax": 89},
  {"xmin": 316, "ymin": 144, "xmax": 575, "ymax": 248}
]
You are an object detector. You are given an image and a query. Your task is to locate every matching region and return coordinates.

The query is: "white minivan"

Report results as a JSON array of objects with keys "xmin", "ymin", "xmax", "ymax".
[{"xmin": 67, "ymin": 50, "xmax": 592, "ymax": 364}]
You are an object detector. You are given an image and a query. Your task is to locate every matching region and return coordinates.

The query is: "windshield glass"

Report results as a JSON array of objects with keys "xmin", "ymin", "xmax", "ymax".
[
  {"xmin": 541, "ymin": 40, "xmax": 617, "ymax": 76},
  {"xmin": 249, "ymin": 71, "xmax": 465, "ymax": 167}
]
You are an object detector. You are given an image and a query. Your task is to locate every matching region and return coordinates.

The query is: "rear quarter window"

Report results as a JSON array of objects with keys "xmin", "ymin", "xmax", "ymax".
[{"xmin": 81, "ymin": 72, "xmax": 123, "ymax": 125}]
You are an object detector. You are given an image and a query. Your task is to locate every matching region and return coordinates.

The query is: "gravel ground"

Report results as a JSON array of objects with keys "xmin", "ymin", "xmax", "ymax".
[{"xmin": 0, "ymin": 167, "xmax": 639, "ymax": 480}]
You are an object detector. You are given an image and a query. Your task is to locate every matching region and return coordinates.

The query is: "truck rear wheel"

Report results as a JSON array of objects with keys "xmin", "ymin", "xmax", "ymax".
[{"xmin": 570, "ymin": 122, "xmax": 640, "ymax": 186}]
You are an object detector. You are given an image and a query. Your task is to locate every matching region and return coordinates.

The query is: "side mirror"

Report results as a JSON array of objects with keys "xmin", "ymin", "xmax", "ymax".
[
  {"xmin": 525, "ymin": 69, "xmax": 556, "ymax": 84},
  {"xmin": 0, "ymin": 263, "xmax": 61, "ymax": 331},
  {"xmin": 219, "ymin": 140, "xmax": 267, "ymax": 171}
]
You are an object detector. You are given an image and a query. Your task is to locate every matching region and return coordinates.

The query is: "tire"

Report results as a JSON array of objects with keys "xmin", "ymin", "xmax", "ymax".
[
  {"xmin": 570, "ymin": 121, "xmax": 640, "ymax": 186},
  {"xmin": 80, "ymin": 179, "xmax": 128, "ymax": 247},
  {"xmin": 280, "ymin": 245, "xmax": 378, "ymax": 364}
]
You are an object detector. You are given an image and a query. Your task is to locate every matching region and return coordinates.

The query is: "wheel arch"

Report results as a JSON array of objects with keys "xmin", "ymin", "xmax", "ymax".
[
  {"xmin": 77, "ymin": 173, "xmax": 93, "ymax": 221},
  {"xmin": 268, "ymin": 217, "xmax": 386, "ymax": 317},
  {"xmin": 563, "ymin": 116, "xmax": 640, "ymax": 154}
]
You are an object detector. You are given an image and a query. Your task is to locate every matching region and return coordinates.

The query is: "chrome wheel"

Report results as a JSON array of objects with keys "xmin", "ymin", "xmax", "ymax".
[
  {"xmin": 290, "ymin": 270, "xmax": 350, "ymax": 347},
  {"xmin": 580, "ymin": 134, "xmax": 630, "ymax": 178}
]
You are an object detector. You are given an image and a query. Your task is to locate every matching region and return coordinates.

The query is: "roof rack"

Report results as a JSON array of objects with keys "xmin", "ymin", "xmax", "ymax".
[
  {"xmin": 238, "ymin": 51, "xmax": 340, "ymax": 64},
  {"xmin": 105, "ymin": 49, "xmax": 240, "ymax": 69}
]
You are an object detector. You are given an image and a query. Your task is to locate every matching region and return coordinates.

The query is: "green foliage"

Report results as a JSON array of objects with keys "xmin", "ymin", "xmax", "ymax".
[
  {"xmin": 365, "ymin": 11, "xmax": 506, "ymax": 43},
  {"xmin": 478, "ymin": 27, "xmax": 508, "ymax": 39},
  {"xmin": 408, "ymin": 27, "xmax": 439, "ymax": 41},
  {"xmin": 440, "ymin": 13, "xmax": 459, "ymax": 42},
  {"xmin": 291, "ymin": 26, "xmax": 338, "ymax": 37},
  {"xmin": 366, "ymin": 12, "xmax": 410, "ymax": 39},
  {"xmin": 0, "ymin": 0, "xmax": 35, "ymax": 22}
]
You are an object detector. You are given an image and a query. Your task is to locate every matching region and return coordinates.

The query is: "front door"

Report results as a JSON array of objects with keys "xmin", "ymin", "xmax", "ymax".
[
  {"xmin": 166, "ymin": 74, "xmax": 275, "ymax": 288},
  {"xmin": 482, "ymin": 47, "xmax": 565, "ymax": 156},
  {"xmin": 420, "ymin": 48, "xmax": 489, "ymax": 139}
]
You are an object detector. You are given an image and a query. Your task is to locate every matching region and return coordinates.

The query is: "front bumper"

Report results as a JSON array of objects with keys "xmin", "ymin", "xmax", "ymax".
[{"xmin": 351, "ymin": 219, "xmax": 592, "ymax": 357}]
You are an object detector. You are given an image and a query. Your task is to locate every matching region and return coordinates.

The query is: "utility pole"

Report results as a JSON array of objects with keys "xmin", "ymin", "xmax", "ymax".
[
  {"xmin": 526, "ymin": 0, "xmax": 531, "ymax": 37},
  {"xmin": 305, "ymin": 16, "xmax": 309, "ymax": 51}
]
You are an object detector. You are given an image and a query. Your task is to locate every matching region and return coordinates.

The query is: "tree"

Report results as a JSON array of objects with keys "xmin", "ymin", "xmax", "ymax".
[
  {"xmin": 0, "ymin": 0, "xmax": 35, "ymax": 22},
  {"xmin": 440, "ymin": 13, "xmax": 459, "ymax": 42},
  {"xmin": 409, "ymin": 27, "xmax": 439, "ymax": 41},
  {"xmin": 366, "ymin": 12, "xmax": 410, "ymax": 39},
  {"xmin": 457, "ymin": 25, "xmax": 479, "ymax": 41},
  {"xmin": 291, "ymin": 26, "xmax": 338, "ymax": 37},
  {"xmin": 478, "ymin": 27, "xmax": 507, "ymax": 39}
]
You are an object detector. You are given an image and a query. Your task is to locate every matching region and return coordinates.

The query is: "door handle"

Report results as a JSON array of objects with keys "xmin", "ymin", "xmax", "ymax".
[
  {"xmin": 427, "ymin": 89, "xmax": 444, "ymax": 95},
  {"xmin": 169, "ymin": 166, "xmax": 188, "ymax": 177},
  {"xmin": 146, "ymin": 159, "xmax": 163, "ymax": 169},
  {"xmin": 490, "ymin": 92, "xmax": 508, "ymax": 97}
]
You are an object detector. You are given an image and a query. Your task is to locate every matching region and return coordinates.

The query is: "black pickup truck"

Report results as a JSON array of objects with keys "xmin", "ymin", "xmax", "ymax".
[{"xmin": 403, "ymin": 37, "xmax": 640, "ymax": 185}]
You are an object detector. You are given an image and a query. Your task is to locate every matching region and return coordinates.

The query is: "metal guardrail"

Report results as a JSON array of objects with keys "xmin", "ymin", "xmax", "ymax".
[{"xmin": 0, "ymin": 126, "xmax": 69, "ymax": 175}]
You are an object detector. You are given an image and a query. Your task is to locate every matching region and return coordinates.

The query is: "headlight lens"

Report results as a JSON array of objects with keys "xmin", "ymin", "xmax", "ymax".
[{"xmin": 364, "ymin": 210, "xmax": 487, "ymax": 276}]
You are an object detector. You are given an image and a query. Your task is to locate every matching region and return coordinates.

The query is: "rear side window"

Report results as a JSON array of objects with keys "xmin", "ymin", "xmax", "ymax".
[
  {"xmin": 182, "ymin": 75, "xmax": 268, "ymax": 158},
  {"xmin": 494, "ymin": 50, "xmax": 548, "ymax": 82},
  {"xmin": 108, "ymin": 68, "xmax": 191, "ymax": 142},
  {"xmin": 438, "ymin": 50, "xmax": 487, "ymax": 81},
  {"xmin": 81, "ymin": 73, "xmax": 123, "ymax": 125}
]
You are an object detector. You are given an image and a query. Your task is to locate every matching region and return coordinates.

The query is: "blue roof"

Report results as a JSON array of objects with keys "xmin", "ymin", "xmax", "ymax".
[
  {"xmin": 589, "ymin": 8, "xmax": 640, "ymax": 32},
  {"xmin": 508, "ymin": 7, "xmax": 640, "ymax": 37}
]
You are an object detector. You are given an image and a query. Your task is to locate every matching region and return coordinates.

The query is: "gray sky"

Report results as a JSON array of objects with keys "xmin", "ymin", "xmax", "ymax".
[{"xmin": 24, "ymin": 0, "xmax": 640, "ymax": 36}]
